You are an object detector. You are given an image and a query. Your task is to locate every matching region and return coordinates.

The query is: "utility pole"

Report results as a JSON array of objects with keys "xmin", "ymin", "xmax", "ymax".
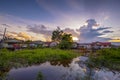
[{"xmin": 3, "ymin": 28, "xmax": 7, "ymax": 40}]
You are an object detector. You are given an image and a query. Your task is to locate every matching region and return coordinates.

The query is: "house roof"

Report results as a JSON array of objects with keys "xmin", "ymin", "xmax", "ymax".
[
  {"xmin": 92, "ymin": 42, "xmax": 111, "ymax": 45},
  {"xmin": 5, "ymin": 39, "xmax": 23, "ymax": 43},
  {"xmin": 101, "ymin": 42, "xmax": 111, "ymax": 45},
  {"xmin": 44, "ymin": 42, "xmax": 52, "ymax": 45},
  {"xmin": 31, "ymin": 40, "xmax": 43, "ymax": 44}
]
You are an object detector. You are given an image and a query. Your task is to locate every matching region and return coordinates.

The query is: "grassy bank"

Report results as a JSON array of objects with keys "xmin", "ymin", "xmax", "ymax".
[
  {"xmin": 89, "ymin": 48, "xmax": 120, "ymax": 71},
  {"xmin": 0, "ymin": 48, "xmax": 78, "ymax": 70}
]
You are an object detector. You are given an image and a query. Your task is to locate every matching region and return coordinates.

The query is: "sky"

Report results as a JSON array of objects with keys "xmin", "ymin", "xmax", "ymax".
[{"xmin": 0, "ymin": 0, "xmax": 120, "ymax": 42}]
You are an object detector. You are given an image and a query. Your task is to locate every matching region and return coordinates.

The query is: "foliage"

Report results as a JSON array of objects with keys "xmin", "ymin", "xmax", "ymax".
[
  {"xmin": 51, "ymin": 27, "xmax": 74, "ymax": 49},
  {"xmin": 89, "ymin": 48, "xmax": 120, "ymax": 70},
  {"xmin": 51, "ymin": 27, "xmax": 63, "ymax": 43},
  {"xmin": 26, "ymin": 40, "xmax": 32, "ymax": 42},
  {"xmin": 59, "ymin": 33, "xmax": 73, "ymax": 49},
  {"xmin": 0, "ymin": 48, "xmax": 77, "ymax": 72}
]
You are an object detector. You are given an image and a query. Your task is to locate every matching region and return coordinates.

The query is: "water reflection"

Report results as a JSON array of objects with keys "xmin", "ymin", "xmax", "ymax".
[
  {"xmin": 50, "ymin": 60, "xmax": 72, "ymax": 67},
  {"xmin": 3, "ymin": 56, "xmax": 120, "ymax": 80},
  {"xmin": 0, "ymin": 66, "xmax": 11, "ymax": 80}
]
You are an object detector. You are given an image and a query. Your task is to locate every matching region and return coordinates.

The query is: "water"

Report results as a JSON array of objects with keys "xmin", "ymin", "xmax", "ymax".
[{"xmin": 5, "ymin": 56, "xmax": 120, "ymax": 80}]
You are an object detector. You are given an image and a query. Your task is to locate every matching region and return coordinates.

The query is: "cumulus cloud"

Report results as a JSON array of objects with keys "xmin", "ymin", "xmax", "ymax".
[
  {"xmin": 27, "ymin": 24, "xmax": 52, "ymax": 41},
  {"xmin": 17, "ymin": 32, "xmax": 32, "ymax": 40},
  {"xmin": 78, "ymin": 19, "xmax": 113, "ymax": 42},
  {"xmin": 6, "ymin": 32, "xmax": 33, "ymax": 41},
  {"xmin": 27, "ymin": 24, "xmax": 80, "ymax": 41}
]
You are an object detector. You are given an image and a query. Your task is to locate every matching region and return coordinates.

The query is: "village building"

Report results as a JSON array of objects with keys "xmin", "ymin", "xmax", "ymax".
[
  {"xmin": 49, "ymin": 42, "xmax": 58, "ymax": 47},
  {"xmin": 72, "ymin": 42, "xmax": 79, "ymax": 49},
  {"xmin": 111, "ymin": 42, "xmax": 120, "ymax": 48},
  {"xmin": 29, "ymin": 40, "xmax": 44, "ymax": 48},
  {"xmin": 91, "ymin": 42, "xmax": 111, "ymax": 49},
  {"xmin": 43, "ymin": 42, "xmax": 58, "ymax": 47},
  {"xmin": 0, "ymin": 40, "xmax": 8, "ymax": 48},
  {"xmin": 78, "ymin": 43, "xmax": 92, "ymax": 49},
  {"xmin": 0, "ymin": 39, "xmax": 23, "ymax": 50}
]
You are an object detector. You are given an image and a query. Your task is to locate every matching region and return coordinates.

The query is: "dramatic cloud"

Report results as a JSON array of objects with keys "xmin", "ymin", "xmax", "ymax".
[
  {"xmin": 95, "ymin": 27, "xmax": 112, "ymax": 31},
  {"xmin": 27, "ymin": 24, "xmax": 52, "ymax": 41},
  {"xmin": 108, "ymin": 38, "xmax": 120, "ymax": 45},
  {"xmin": 78, "ymin": 19, "xmax": 113, "ymax": 42},
  {"xmin": 27, "ymin": 24, "xmax": 80, "ymax": 41},
  {"xmin": 63, "ymin": 28, "xmax": 79, "ymax": 37},
  {"xmin": 17, "ymin": 32, "xmax": 32, "ymax": 40},
  {"xmin": 6, "ymin": 32, "xmax": 33, "ymax": 41},
  {"xmin": 103, "ymin": 30, "xmax": 113, "ymax": 33},
  {"xmin": 27, "ymin": 24, "xmax": 48, "ymax": 33}
]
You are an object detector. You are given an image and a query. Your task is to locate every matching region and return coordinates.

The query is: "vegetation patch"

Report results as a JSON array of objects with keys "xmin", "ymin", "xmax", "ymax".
[
  {"xmin": 89, "ymin": 48, "xmax": 120, "ymax": 71},
  {"xmin": 0, "ymin": 48, "xmax": 78, "ymax": 73}
]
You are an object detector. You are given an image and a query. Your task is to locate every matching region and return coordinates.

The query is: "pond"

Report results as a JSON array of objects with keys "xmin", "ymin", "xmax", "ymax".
[{"xmin": 4, "ymin": 56, "xmax": 120, "ymax": 80}]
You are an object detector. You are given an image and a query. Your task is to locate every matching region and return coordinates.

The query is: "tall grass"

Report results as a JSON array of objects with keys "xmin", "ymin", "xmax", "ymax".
[
  {"xmin": 0, "ymin": 48, "xmax": 77, "ymax": 70},
  {"xmin": 90, "ymin": 48, "xmax": 120, "ymax": 70}
]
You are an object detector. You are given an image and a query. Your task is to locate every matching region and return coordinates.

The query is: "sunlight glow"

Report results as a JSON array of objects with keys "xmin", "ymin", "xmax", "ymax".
[
  {"xmin": 108, "ymin": 39, "xmax": 120, "ymax": 42},
  {"xmin": 84, "ymin": 22, "xmax": 88, "ymax": 26},
  {"xmin": 72, "ymin": 37, "xmax": 79, "ymax": 41}
]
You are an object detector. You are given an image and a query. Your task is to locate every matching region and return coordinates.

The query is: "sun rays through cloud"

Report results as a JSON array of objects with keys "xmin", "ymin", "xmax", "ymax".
[{"xmin": 0, "ymin": 0, "xmax": 120, "ymax": 42}]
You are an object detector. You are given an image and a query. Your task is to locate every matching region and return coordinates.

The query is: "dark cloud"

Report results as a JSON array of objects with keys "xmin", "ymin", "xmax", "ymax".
[
  {"xmin": 79, "ymin": 19, "xmax": 99, "ymax": 31},
  {"xmin": 86, "ymin": 19, "xmax": 98, "ymax": 28},
  {"xmin": 103, "ymin": 30, "xmax": 113, "ymax": 33},
  {"xmin": 27, "ymin": 24, "xmax": 50, "ymax": 34},
  {"xmin": 96, "ymin": 27, "xmax": 112, "ymax": 31},
  {"xmin": 79, "ymin": 19, "xmax": 113, "ymax": 42},
  {"xmin": 27, "ymin": 24, "xmax": 52, "ymax": 40}
]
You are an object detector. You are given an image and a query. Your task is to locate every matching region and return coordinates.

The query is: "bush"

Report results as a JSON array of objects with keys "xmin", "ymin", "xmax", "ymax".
[{"xmin": 90, "ymin": 48, "xmax": 120, "ymax": 70}]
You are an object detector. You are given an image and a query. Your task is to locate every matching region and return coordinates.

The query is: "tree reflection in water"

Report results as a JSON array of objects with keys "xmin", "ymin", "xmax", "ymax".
[{"xmin": 50, "ymin": 60, "xmax": 72, "ymax": 67}]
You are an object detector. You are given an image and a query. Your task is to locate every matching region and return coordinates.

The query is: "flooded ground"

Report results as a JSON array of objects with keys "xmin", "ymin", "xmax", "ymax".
[{"xmin": 5, "ymin": 56, "xmax": 120, "ymax": 80}]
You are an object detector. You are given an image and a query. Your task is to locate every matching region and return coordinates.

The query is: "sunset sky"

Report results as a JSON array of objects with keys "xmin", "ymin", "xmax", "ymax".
[{"xmin": 0, "ymin": 0, "xmax": 120, "ymax": 42}]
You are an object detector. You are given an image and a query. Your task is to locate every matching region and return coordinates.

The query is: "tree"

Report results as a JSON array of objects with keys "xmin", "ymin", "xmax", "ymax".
[
  {"xmin": 51, "ymin": 27, "xmax": 63, "ymax": 43},
  {"xmin": 51, "ymin": 27, "xmax": 73, "ymax": 49},
  {"xmin": 59, "ymin": 33, "xmax": 73, "ymax": 49}
]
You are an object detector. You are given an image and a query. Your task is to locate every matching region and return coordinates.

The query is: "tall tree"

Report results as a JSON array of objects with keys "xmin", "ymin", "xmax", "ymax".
[
  {"xmin": 51, "ymin": 27, "xmax": 63, "ymax": 43},
  {"xmin": 59, "ymin": 33, "xmax": 73, "ymax": 49}
]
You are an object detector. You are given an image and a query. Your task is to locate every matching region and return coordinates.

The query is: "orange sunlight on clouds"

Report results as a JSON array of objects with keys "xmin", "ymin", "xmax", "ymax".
[{"xmin": 108, "ymin": 39, "xmax": 120, "ymax": 42}]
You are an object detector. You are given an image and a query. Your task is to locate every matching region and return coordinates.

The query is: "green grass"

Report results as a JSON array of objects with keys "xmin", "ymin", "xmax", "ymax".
[
  {"xmin": 0, "ymin": 48, "xmax": 78, "ymax": 70},
  {"xmin": 89, "ymin": 48, "xmax": 120, "ymax": 71}
]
